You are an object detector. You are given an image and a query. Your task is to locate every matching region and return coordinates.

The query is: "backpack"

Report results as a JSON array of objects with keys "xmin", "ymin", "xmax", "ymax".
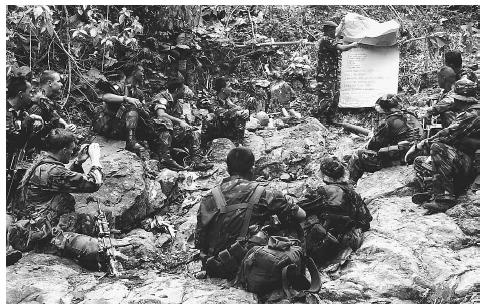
[
  {"xmin": 237, "ymin": 236, "xmax": 321, "ymax": 300},
  {"xmin": 200, "ymin": 183, "xmax": 266, "ymax": 279}
]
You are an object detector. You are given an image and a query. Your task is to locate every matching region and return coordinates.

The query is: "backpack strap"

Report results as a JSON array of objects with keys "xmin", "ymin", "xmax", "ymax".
[
  {"xmin": 281, "ymin": 256, "xmax": 322, "ymax": 300},
  {"xmin": 211, "ymin": 186, "xmax": 227, "ymax": 210},
  {"xmin": 237, "ymin": 185, "xmax": 265, "ymax": 241}
]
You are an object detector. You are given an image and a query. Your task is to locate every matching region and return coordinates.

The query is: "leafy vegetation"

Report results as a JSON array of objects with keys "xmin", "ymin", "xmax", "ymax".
[{"xmin": 6, "ymin": 5, "xmax": 480, "ymax": 124}]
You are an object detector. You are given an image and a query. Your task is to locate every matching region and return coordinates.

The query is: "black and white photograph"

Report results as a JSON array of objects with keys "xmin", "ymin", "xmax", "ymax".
[{"xmin": 4, "ymin": 4, "xmax": 480, "ymax": 304}]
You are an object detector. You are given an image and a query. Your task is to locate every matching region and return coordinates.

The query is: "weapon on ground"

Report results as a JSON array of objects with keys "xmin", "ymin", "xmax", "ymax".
[
  {"xmin": 96, "ymin": 202, "xmax": 121, "ymax": 277},
  {"xmin": 334, "ymin": 122, "xmax": 371, "ymax": 136}
]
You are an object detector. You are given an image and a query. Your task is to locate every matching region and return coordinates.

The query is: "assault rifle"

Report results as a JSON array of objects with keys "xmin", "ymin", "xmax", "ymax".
[
  {"xmin": 334, "ymin": 122, "xmax": 371, "ymax": 136},
  {"xmin": 96, "ymin": 202, "xmax": 120, "ymax": 277}
]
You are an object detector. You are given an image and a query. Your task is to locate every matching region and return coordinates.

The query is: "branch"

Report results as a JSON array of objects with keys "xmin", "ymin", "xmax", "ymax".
[
  {"xmin": 62, "ymin": 5, "xmax": 72, "ymax": 109},
  {"xmin": 233, "ymin": 39, "xmax": 315, "ymax": 48}
]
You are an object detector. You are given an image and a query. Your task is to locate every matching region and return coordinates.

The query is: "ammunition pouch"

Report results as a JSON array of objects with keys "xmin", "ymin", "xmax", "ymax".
[{"xmin": 205, "ymin": 241, "xmax": 248, "ymax": 279}]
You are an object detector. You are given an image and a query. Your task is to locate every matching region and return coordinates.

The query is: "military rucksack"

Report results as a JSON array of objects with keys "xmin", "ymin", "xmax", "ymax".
[
  {"xmin": 199, "ymin": 183, "xmax": 266, "ymax": 279},
  {"xmin": 237, "ymin": 236, "xmax": 321, "ymax": 300}
]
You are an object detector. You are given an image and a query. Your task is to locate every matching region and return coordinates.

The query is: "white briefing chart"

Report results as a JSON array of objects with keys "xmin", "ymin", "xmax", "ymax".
[{"xmin": 339, "ymin": 46, "xmax": 399, "ymax": 108}]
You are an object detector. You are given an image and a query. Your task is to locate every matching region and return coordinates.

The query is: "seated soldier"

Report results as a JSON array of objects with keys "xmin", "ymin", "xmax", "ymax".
[
  {"xmin": 195, "ymin": 147, "xmax": 306, "ymax": 279},
  {"xmin": 149, "ymin": 76, "xmax": 213, "ymax": 171},
  {"xmin": 348, "ymin": 94, "xmax": 423, "ymax": 183},
  {"xmin": 28, "ymin": 70, "xmax": 76, "ymax": 151},
  {"xmin": 200, "ymin": 77, "xmax": 250, "ymax": 147},
  {"xmin": 6, "ymin": 76, "xmax": 44, "ymax": 265},
  {"xmin": 94, "ymin": 63, "xmax": 150, "ymax": 155},
  {"xmin": 423, "ymin": 76, "xmax": 478, "ymax": 128},
  {"xmin": 406, "ymin": 103, "xmax": 480, "ymax": 213},
  {"xmin": 445, "ymin": 50, "xmax": 478, "ymax": 82},
  {"xmin": 300, "ymin": 156, "xmax": 372, "ymax": 266},
  {"xmin": 8, "ymin": 128, "xmax": 107, "ymax": 271}
]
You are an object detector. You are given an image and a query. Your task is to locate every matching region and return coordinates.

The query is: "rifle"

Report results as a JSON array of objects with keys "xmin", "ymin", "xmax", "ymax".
[{"xmin": 96, "ymin": 202, "xmax": 121, "ymax": 277}]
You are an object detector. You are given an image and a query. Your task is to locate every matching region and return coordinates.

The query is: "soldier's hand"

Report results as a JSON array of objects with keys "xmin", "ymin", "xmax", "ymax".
[
  {"xmin": 404, "ymin": 145, "xmax": 416, "ymax": 164},
  {"xmin": 76, "ymin": 144, "xmax": 90, "ymax": 163},
  {"xmin": 66, "ymin": 123, "xmax": 77, "ymax": 132},
  {"xmin": 236, "ymin": 109, "xmax": 250, "ymax": 120},
  {"xmin": 179, "ymin": 121, "xmax": 193, "ymax": 131},
  {"xmin": 126, "ymin": 97, "xmax": 142, "ymax": 108}
]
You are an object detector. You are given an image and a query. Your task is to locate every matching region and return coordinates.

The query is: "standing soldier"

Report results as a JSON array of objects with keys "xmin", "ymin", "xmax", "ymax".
[
  {"xmin": 200, "ymin": 77, "xmax": 250, "ymax": 147},
  {"xmin": 312, "ymin": 20, "xmax": 358, "ymax": 123}
]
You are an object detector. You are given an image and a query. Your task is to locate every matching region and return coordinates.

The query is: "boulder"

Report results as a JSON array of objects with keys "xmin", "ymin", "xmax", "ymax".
[
  {"xmin": 74, "ymin": 136, "xmax": 153, "ymax": 232},
  {"xmin": 356, "ymin": 165, "xmax": 415, "ymax": 200},
  {"xmin": 319, "ymin": 196, "xmax": 479, "ymax": 303},
  {"xmin": 208, "ymin": 138, "xmax": 235, "ymax": 163}
]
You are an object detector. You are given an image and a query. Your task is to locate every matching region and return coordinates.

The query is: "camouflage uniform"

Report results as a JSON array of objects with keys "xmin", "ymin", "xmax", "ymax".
[
  {"xmin": 414, "ymin": 106, "xmax": 479, "ymax": 200},
  {"xmin": 301, "ymin": 182, "xmax": 372, "ymax": 265},
  {"xmin": 313, "ymin": 35, "xmax": 340, "ymax": 121},
  {"xmin": 195, "ymin": 175, "xmax": 301, "ymax": 278},
  {"xmin": 6, "ymin": 104, "xmax": 34, "ymax": 208},
  {"xmin": 8, "ymin": 153, "xmax": 105, "ymax": 271},
  {"xmin": 349, "ymin": 110, "xmax": 423, "ymax": 183},
  {"xmin": 427, "ymin": 83, "xmax": 478, "ymax": 128},
  {"xmin": 200, "ymin": 93, "xmax": 247, "ymax": 146},
  {"xmin": 27, "ymin": 95, "xmax": 64, "ymax": 151},
  {"xmin": 149, "ymin": 90, "xmax": 203, "ymax": 167}
]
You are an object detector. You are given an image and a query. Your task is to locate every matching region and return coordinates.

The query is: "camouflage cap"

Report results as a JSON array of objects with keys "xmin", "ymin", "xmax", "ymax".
[
  {"xmin": 376, "ymin": 94, "xmax": 402, "ymax": 110},
  {"xmin": 319, "ymin": 156, "xmax": 349, "ymax": 183},
  {"xmin": 453, "ymin": 77, "xmax": 478, "ymax": 98}
]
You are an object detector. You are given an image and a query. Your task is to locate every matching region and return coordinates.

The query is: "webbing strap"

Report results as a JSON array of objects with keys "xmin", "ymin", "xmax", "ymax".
[
  {"xmin": 237, "ymin": 185, "xmax": 265, "ymax": 241},
  {"xmin": 211, "ymin": 186, "xmax": 227, "ymax": 210}
]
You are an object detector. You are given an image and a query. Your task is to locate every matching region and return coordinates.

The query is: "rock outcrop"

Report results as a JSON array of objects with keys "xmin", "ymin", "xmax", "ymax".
[{"xmin": 7, "ymin": 118, "xmax": 479, "ymax": 304}]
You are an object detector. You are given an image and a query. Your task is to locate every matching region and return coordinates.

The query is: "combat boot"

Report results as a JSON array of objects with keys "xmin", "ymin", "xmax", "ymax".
[
  {"xmin": 191, "ymin": 154, "xmax": 214, "ymax": 172},
  {"xmin": 160, "ymin": 158, "xmax": 186, "ymax": 171},
  {"xmin": 6, "ymin": 248, "xmax": 22, "ymax": 266},
  {"xmin": 125, "ymin": 129, "xmax": 144, "ymax": 154}
]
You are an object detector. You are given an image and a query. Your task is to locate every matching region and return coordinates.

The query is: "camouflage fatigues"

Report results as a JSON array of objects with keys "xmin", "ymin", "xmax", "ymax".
[
  {"xmin": 349, "ymin": 111, "xmax": 423, "ymax": 182},
  {"xmin": 93, "ymin": 81, "xmax": 147, "ymax": 139},
  {"xmin": 301, "ymin": 182, "xmax": 372, "ymax": 265},
  {"xmin": 8, "ymin": 153, "xmax": 105, "ymax": 270},
  {"xmin": 414, "ymin": 106, "xmax": 479, "ymax": 197},
  {"xmin": 427, "ymin": 89, "xmax": 478, "ymax": 128},
  {"xmin": 313, "ymin": 35, "xmax": 340, "ymax": 120},
  {"xmin": 195, "ymin": 175, "xmax": 301, "ymax": 277},
  {"xmin": 149, "ymin": 90, "xmax": 202, "ymax": 163},
  {"xmin": 200, "ymin": 94, "xmax": 247, "ymax": 146},
  {"xmin": 6, "ymin": 104, "xmax": 34, "ymax": 207}
]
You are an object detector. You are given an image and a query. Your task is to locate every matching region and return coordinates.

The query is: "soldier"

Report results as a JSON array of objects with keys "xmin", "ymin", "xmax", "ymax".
[
  {"xmin": 8, "ymin": 128, "xmax": 108, "ymax": 270},
  {"xmin": 6, "ymin": 76, "xmax": 43, "ymax": 265},
  {"xmin": 348, "ymin": 94, "xmax": 423, "ymax": 184},
  {"xmin": 406, "ymin": 103, "xmax": 480, "ymax": 213},
  {"xmin": 29, "ymin": 70, "xmax": 76, "ymax": 135},
  {"xmin": 94, "ymin": 64, "xmax": 148, "ymax": 155},
  {"xmin": 312, "ymin": 20, "xmax": 358, "ymax": 123},
  {"xmin": 149, "ymin": 76, "xmax": 213, "ymax": 171},
  {"xmin": 300, "ymin": 156, "xmax": 372, "ymax": 266},
  {"xmin": 444, "ymin": 50, "xmax": 478, "ymax": 82},
  {"xmin": 200, "ymin": 77, "xmax": 250, "ymax": 147},
  {"xmin": 195, "ymin": 147, "xmax": 306, "ymax": 279},
  {"xmin": 423, "ymin": 76, "xmax": 478, "ymax": 128}
]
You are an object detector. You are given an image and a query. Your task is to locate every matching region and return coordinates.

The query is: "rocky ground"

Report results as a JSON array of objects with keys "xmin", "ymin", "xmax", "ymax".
[{"xmin": 6, "ymin": 117, "xmax": 480, "ymax": 304}]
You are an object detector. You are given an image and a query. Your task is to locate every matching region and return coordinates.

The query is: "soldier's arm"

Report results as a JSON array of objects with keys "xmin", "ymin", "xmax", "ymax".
[
  {"xmin": 47, "ymin": 164, "xmax": 104, "ymax": 193},
  {"xmin": 265, "ymin": 189, "xmax": 306, "ymax": 223},
  {"xmin": 367, "ymin": 122, "xmax": 390, "ymax": 150},
  {"xmin": 336, "ymin": 41, "xmax": 359, "ymax": 51},
  {"xmin": 428, "ymin": 94, "xmax": 454, "ymax": 116},
  {"xmin": 427, "ymin": 111, "xmax": 479, "ymax": 145},
  {"xmin": 154, "ymin": 98, "xmax": 188, "ymax": 126}
]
